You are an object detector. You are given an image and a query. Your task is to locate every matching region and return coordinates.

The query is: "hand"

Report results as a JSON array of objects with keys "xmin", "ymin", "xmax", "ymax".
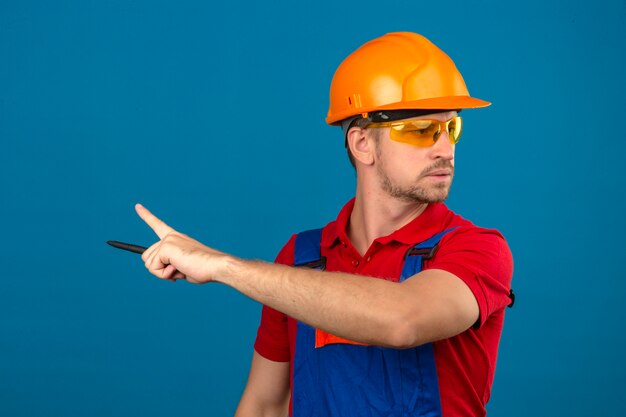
[{"xmin": 135, "ymin": 203, "xmax": 230, "ymax": 284}]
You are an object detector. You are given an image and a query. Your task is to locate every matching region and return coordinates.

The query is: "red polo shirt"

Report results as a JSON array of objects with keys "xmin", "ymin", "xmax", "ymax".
[{"xmin": 254, "ymin": 199, "xmax": 514, "ymax": 417}]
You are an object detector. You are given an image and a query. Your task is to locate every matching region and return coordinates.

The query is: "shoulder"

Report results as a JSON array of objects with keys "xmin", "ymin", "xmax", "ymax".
[
  {"xmin": 273, "ymin": 220, "xmax": 338, "ymax": 266},
  {"xmin": 436, "ymin": 218, "xmax": 513, "ymax": 277},
  {"xmin": 442, "ymin": 224, "xmax": 511, "ymax": 255},
  {"xmin": 436, "ymin": 206, "xmax": 512, "ymax": 266}
]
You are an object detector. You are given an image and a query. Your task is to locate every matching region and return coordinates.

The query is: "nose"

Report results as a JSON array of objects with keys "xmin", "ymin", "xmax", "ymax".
[{"xmin": 430, "ymin": 130, "xmax": 455, "ymax": 160}]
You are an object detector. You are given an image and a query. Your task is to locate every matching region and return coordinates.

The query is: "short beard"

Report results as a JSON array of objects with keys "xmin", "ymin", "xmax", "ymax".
[{"xmin": 377, "ymin": 156, "xmax": 454, "ymax": 204}]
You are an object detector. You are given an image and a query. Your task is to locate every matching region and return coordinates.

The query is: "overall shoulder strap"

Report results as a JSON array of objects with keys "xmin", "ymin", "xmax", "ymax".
[
  {"xmin": 294, "ymin": 228, "xmax": 326, "ymax": 270},
  {"xmin": 401, "ymin": 227, "xmax": 459, "ymax": 282}
]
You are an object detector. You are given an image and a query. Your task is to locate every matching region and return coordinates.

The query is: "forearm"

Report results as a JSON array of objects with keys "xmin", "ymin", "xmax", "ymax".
[{"xmin": 218, "ymin": 257, "xmax": 416, "ymax": 347}]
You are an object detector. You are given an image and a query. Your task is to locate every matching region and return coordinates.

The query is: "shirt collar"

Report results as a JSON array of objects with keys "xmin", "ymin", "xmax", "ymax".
[{"xmin": 321, "ymin": 198, "xmax": 451, "ymax": 248}]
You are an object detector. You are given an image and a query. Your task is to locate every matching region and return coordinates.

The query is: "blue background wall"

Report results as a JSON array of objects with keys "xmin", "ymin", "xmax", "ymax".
[{"xmin": 1, "ymin": 0, "xmax": 625, "ymax": 415}]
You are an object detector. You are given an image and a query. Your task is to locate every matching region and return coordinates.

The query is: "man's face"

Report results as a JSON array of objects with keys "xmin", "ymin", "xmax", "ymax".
[{"xmin": 372, "ymin": 111, "xmax": 457, "ymax": 204}]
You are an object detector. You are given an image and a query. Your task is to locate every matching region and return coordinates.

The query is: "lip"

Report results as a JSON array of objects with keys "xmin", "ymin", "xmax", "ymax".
[{"xmin": 425, "ymin": 169, "xmax": 452, "ymax": 177}]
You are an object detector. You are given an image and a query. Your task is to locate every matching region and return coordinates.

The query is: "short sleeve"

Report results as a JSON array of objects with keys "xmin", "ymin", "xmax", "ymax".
[
  {"xmin": 253, "ymin": 234, "xmax": 296, "ymax": 362},
  {"xmin": 427, "ymin": 226, "xmax": 514, "ymax": 327}
]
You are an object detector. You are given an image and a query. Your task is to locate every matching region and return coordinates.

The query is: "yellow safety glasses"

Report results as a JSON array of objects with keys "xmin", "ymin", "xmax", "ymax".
[{"xmin": 366, "ymin": 116, "xmax": 462, "ymax": 147}]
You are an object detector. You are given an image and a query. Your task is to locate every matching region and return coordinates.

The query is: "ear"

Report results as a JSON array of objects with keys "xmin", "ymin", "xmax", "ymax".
[{"xmin": 346, "ymin": 126, "xmax": 375, "ymax": 166}]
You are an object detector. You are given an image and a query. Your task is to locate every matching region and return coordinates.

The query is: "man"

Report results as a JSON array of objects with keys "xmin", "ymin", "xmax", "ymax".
[{"xmin": 136, "ymin": 32, "xmax": 514, "ymax": 416}]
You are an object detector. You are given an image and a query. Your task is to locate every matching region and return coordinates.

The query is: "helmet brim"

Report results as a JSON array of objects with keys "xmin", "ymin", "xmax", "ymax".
[{"xmin": 326, "ymin": 96, "xmax": 491, "ymax": 125}]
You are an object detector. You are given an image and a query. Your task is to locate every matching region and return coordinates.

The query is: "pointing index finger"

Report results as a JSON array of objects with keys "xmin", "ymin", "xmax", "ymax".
[{"xmin": 135, "ymin": 203, "xmax": 175, "ymax": 239}]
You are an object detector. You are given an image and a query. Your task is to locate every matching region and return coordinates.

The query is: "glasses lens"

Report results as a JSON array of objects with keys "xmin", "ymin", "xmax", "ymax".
[
  {"xmin": 373, "ymin": 116, "xmax": 463, "ymax": 147},
  {"xmin": 448, "ymin": 116, "xmax": 462, "ymax": 144},
  {"xmin": 390, "ymin": 120, "xmax": 437, "ymax": 147}
]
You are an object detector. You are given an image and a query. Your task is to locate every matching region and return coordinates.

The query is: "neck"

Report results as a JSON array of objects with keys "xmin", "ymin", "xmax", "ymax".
[{"xmin": 347, "ymin": 182, "xmax": 428, "ymax": 256}]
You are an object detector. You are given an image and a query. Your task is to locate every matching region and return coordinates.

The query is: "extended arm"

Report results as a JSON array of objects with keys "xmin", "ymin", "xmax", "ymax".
[
  {"xmin": 222, "ymin": 259, "xmax": 477, "ymax": 348},
  {"xmin": 136, "ymin": 204, "xmax": 478, "ymax": 348}
]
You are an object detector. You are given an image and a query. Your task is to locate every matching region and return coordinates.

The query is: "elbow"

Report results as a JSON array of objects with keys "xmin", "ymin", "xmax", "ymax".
[
  {"xmin": 383, "ymin": 312, "xmax": 425, "ymax": 349},
  {"xmin": 383, "ymin": 304, "xmax": 478, "ymax": 349}
]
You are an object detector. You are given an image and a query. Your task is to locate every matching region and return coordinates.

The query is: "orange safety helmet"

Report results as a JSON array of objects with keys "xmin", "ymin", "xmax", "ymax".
[{"xmin": 326, "ymin": 32, "xmax": 490, "ymax": 125}]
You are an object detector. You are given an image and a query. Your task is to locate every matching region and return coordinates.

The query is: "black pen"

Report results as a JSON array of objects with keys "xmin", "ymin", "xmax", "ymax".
[{"xmin": 107, "ymin": 240, "xmax": 148, "ymax": 254}]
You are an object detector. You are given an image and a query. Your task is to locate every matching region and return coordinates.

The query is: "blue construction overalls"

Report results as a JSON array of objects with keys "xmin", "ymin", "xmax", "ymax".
[{"xmin": 290, "ymin": 227, "xmax": 459, "ymax": 417}]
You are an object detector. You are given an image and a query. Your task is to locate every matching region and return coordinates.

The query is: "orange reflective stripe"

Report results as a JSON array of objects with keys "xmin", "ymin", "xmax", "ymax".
[{"xmin": 315, "ymin": 328, "xmax": 368, "ymax": 348}]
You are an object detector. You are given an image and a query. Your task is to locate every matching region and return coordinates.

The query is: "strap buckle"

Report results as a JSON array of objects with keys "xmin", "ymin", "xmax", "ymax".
[
  {"xmin": 406, "ymin": 244, "xmax": 439, "ymax": 260},
  {"xmin": 508, "ymin": 289, "xmax": 515, "ymax": 308},
  {"xmin": 295, "ymin": 257, "xmax": 327, "ymax": 271}
]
